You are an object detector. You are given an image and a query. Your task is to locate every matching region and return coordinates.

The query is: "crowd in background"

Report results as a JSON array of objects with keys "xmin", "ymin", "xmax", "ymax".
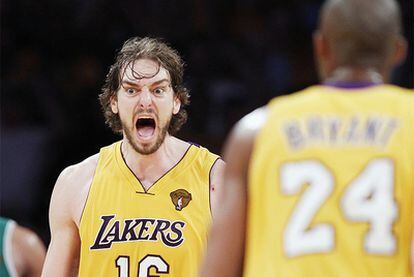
[{"xmin": 1, "ymin": 0, "xmax": 413, "ymax": 243}]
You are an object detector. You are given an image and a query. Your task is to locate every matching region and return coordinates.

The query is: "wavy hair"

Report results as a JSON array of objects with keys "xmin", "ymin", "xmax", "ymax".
[{"xmin": 99, "ymin": 37, "xmax": 190, "ymax": 135}]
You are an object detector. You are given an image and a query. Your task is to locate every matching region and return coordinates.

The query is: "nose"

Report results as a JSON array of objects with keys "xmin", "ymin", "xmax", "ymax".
[{"xmin": 139, "ymin": 87, "xmax": 152, "ymax": 108}]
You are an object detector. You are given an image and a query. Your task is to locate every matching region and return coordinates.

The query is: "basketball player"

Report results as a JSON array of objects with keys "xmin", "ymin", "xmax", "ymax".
[
  {"xmin": 201, "ymin": 0, "xmax": 413, "ymax": 276},
  {"xmin": 0, "ymin": 217, "xmax": 46, "ymax": 276},
  {"xmin": 41, "ymin": 37, "xmax": 225, "ymax": 276}
]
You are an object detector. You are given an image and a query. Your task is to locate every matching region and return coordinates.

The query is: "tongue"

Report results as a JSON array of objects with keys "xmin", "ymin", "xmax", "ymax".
[{"xmin": 138, "ymin": 126, "xmax": 155, "ymax": 138}]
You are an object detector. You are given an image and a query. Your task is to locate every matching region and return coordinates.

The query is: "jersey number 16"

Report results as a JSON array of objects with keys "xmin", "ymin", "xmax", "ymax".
[{"xmin": 116, "ymin": 255, "xmax": 169, "ymax": 277}]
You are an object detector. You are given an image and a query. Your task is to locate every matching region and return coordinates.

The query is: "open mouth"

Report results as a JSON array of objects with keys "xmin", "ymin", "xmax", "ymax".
[{"xmin": 136, "ymin": 118, "xmax": 156, "ymax": 139}]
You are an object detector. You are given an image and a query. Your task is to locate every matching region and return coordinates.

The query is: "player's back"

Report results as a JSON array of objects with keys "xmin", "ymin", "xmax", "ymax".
[{"xmin": 245, "ymin": 84, "xmax": 414, "ymax": 276}]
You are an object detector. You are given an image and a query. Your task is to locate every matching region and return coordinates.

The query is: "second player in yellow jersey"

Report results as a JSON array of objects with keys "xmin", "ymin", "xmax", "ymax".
[
  {"xmin": 245, "ymin": 84, "xmax": 414, "ymax": 277},
  {"xmin": 200, "ymin": 0, "xmax": 413, "ymax": 276}
]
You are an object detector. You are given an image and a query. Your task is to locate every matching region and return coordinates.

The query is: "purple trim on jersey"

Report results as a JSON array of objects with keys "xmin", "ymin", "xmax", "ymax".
[
  {"xmin": 187, "ymin": 141, "xmax": 201, "ymax": 148},
  {"xmin": 323, "ymin": 81, "xmax": 381, "ymax": 89}
]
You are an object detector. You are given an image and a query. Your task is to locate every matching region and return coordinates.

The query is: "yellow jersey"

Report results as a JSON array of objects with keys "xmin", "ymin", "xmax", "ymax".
[
  {"xmin": 79, "ymin": 141, "xmax": 219, "ymax": 277},
  {"xmin": 245, "ymin": 84, "xmax": 414, "ymax": 277}
]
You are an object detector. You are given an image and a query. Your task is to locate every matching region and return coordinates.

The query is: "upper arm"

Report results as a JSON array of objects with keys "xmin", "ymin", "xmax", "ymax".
[
  {"xmin": 222, "ymin": 107, "xmax": 268, "ymax": 206},
  {"xmin": 42, "ymin": 168, "xmax": 82, "ymax": 277},
  {"xmin": 42, "ymin": 154, "xmax": 98, "ymax": 277},
  {"xmin": 12, "ymin": 226, "xmax": 46, "ymax": 277},
  {"xmin": 200, "ymin": 107, "xmax": 267, "ymax": 277}
]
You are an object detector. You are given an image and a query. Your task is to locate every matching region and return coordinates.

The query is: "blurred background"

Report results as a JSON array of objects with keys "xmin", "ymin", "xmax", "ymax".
[{"xmin": 1, "ymin": 0, "xmax": 413, "ymax": 244}]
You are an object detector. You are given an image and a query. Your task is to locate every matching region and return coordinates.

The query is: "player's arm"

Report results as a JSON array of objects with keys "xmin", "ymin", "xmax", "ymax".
[
  {"xmin": 209, "ymin": 158, "xmax": 226, "ymax": 219},
  {"xmin": 41, "ymin": 167, "xmax": 81, "ymax": 277},
  {"xmin": 12, "ymin": 225, "xmax": 46, "ymax": 277},
  {"xmin": 201, "ymin": 107, "xmax": 267, "ymax": 277},
  {"xmin": 42, "ymin": 154, "xmax": 98, "ymax": 277}
]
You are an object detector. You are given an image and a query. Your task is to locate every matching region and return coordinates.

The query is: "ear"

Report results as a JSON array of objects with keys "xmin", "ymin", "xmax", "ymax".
[
  {"xmin": 392, "ymin": 36, "xmax": 407, "ymax": 67},
  {"xmin": 313, "ymin": 30, "xmax": 329, "ymax": 61},
  {"xmin": 110, "ymin": 95, "xmax": 119, "ymax": 114},
  {"xmin": 313, "ymin": 30, "xmax": 334, "ymax": 79},
  {"xmin": 172, "ymin": 96, "xmax": 181, "ymax": 115}
]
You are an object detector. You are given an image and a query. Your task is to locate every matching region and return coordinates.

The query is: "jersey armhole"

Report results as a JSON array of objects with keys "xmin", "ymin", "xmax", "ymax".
[
  {"xmin": 208, "ymin": 157, "xmax": 221, "ymax": 215},
  {"xmin": 79, "ymin": 154, "xmax": 102, "ymax": 230}
]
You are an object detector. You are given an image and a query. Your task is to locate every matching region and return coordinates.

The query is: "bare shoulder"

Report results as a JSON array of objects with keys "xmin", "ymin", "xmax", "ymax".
[
  {"xmin": 51, "ymin": 153, "xmax": 100, "ymax": 226},
  {"xmin": 225, "ymin": 107, "xmax": 268, "ymax": 159},
  {"xmin": 210, "ymin": 158, "xmax": 226, "ymax": 189},
  {"xmin": 54, "ymin": 153, "xmax": 99, "ymax": 204},
  {"xmin": 59, "ymin": 153, "xmax": 100, "ymax": 184},
  {"xmin": 237, "ymin": 107, "xmax": 267, "ymax": 135},
  {"xmin": 211, "ymin": 159, "xmax": 226, "ymax": 173}
]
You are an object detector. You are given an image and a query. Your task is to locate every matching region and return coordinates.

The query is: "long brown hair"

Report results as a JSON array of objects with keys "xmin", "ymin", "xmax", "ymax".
[{"xmin": 99, "ymin": 37, "xmax": 190, "ymax": 135}]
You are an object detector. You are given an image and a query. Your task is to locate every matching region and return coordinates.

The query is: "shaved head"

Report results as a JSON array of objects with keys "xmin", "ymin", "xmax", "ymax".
[{"xmin": 315, "ymin": 0, "xmax": 405, "ymax": 79}]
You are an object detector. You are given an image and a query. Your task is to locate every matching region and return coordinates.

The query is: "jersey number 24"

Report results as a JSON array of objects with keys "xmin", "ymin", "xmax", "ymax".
[{"xmin": 280, "ymin": 158, "xmax": 397, "ymax": 257}]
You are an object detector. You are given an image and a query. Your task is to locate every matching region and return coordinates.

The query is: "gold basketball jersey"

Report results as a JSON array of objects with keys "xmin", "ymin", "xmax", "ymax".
[
  {"xmin": 79, "ymin": 141, "xmax": 219, "ymax": 277},
  {"xmin": 245, "ymin": 84, "xmax": 414, "ymax": 277}
]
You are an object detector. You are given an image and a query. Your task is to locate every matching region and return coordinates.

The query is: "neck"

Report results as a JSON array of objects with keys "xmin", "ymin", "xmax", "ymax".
[
  {"xmin": 121, "ymin": 135, "xmax": 173, "ymax": 171},
  {"xmin": 324, "ymin": 67, "xmax": 385, "ymax": 85},
  {"xmin": 120, "ymin": 136, "xmax": 189, "ymax": 190}
]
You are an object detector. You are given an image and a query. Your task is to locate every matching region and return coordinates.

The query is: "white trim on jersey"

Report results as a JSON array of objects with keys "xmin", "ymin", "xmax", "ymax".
[{"xmin": 3, "ymin": 220, "xmax": 18, "ymax": 277}]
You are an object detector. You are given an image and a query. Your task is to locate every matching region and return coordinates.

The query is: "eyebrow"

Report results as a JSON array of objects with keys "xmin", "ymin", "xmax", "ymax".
[{"xmin": 121, "ymin": 78, "xmax": 171, "ymax": 88}]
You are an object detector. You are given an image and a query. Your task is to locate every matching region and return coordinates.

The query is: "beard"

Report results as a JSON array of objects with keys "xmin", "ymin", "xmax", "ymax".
[{"xmin": 123, "ymin": 115, "xmax": 171, "ymax": 155}]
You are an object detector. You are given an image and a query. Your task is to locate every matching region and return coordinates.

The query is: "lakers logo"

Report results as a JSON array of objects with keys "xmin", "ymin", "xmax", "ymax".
[{"xmin": 170, "ymin": 189, "xmax": 192, "ymax": 211}]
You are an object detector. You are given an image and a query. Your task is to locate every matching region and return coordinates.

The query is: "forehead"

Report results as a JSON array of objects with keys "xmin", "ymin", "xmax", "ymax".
[{"xmin": 121, "ymin": 58, "xmax": 170, "ymax": 85}]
